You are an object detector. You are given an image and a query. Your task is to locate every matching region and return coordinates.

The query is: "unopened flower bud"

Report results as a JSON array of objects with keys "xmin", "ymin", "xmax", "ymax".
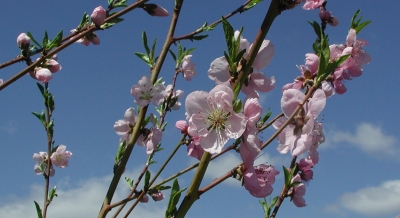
[
  {"xmin": 17, "ymin": 33, "xmax": 30, "ymax": 49},
  {"xmin": 91, "ymin": 6, "xmax": 106, "ymax": 26},
  {"xmin": 90, "ymin": 35, "xmax": 100, "ymax": 45},
  {"xmin": 143, "ymin": 4, "xmax": 169, "ymax": 17},
  {"xmin": 35, "ymin": 68, "xmax": 53, "ymax": 83},
  {"xmin": 328, "ymin": 16, "xmax": 339, "ymax": 26},
  {"xmin": 47, "ymin": 59, "xmax": 62, "ymax": 73}
]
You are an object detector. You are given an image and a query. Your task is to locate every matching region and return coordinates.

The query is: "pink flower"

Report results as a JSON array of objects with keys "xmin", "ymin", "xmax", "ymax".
[
  {"xmin": 185, "ymin": 84, "xmax": 246, "ymax": 154},
  {"xmin": 76, "ymin": 37, "xmax": 91, "ymax": 46},
  {"xmin": 91, "ymin": 6, "xmax": 106, "ymax": 26},
  {"xmin": 137, "ymin": 114, "xmax": 162, "ymax": 154},
  {"xmin": 50, "ymin": 145, "xmax": 72, "ymax": 168},
  {"xmin": 302, "ymin": 0, "xmax": 325, "ymax": 10},
  {"xmin": 164, "ymin": 84, "xmax": 184, "ymax": 110},
  {"xmin": 273, "ymin": 89, "xmax": 326, "ymax": 156},
  {"xmin": 182, "ymin": 55, "xmax": 197, "ymax": 81},
  {"xmin": 298, "ymin": 158, "xmax": 313, "ymax": 181},
  {"xmin": 114, "ymin": 107, "xmax": 137, "ymax": 137},
  {"xmin": 17, "ymin": 33, "xmax": 30, "ymax": 48},
  {"xmin": 0, "ymin": 79, "xmax": 3, "ymax": 85},
  {"xmin": 175, "ymin": 120, "xmax": 188, "ymax": 134},
  {"xmin": 35, "ymin": 68, "xmax": 53, "ymax": 83},
  {"xmin": 208, "ymin": 33, "xmax": 275, "ymax": 97},
  {"xmin": 33, "ymin": 152, "xmax": 55, "ymax": 177},
  {"xmin": 243, "ymin": 164, "xmax": 279, "ymax": 198},
  {"xmin": 291, "ymin": 174, "xmax": 306, "ymax": 207},
  {"xmin": 187, "ymin": 137, "xmax": 204, "ymax": 160},
  {"xmin": 131, "ymin": 76, "xmax": 165, "ymax": 106}
]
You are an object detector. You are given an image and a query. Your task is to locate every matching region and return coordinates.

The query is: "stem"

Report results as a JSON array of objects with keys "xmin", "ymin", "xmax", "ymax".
[
  {"xmin": 42, "ymin": 82, "xmax": 53, "ymax": 218},
  {"xmin": 112, "ymin": 135, "xmax": 185, "ymax": 217},
  {"xmin": 175, "ymin": 152, "xmax": 212, "ymax": 218},
  {"xmin": 233, "ymin": 0, "xmax": 281, "ymax": 100},
  {"xmin": 270, "ymin": 156, "xmax": 297, "ymax": 218},
  {"xmin": 0, "ymin": 0, "xmax": 149, "ymax": 91},
  {"xmin": 172, "ymin": 0, "xmax": 253, "ymax": 42},
  {"xmin": 97, "ymin": 106, "xmax": 148, "ymax": 218}
]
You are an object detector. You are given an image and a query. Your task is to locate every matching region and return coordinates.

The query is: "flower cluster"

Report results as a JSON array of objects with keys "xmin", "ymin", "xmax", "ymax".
[
  {"xmin": 33, "ymin": 145, "xmax": 72, "ymax": 177},
  {"xmin": 28, "ymin": 55, "xmax": 62, "ymax": 83}
]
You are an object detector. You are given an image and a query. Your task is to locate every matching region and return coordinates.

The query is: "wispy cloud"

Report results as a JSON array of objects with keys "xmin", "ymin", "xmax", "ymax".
[
  {"xmin": 0, "ymin": 120, "xmax": 17, "ymax": 135},
  {"xmin": 325, "ymin": 180, "xmax": 400, "ymax": 217},
  {"xmin": 0, "ymin": 169, "xmax": 167, "ymax": 218},
  {"xmin": 325, "ymin": 122, "xmax": 400, "ymax": 160}
]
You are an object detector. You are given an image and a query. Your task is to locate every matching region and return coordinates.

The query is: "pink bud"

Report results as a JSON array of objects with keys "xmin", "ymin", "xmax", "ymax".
[
  {"xmin": 35, "ymin": 68, "xmax": 53, "ymax": 83},
  {"xmin": 153, "ymin": 5, "xmax": 169, "ymax": 17},
  {"xmin": 77, "ymin": 38, "xmax": 90, "ymax": 46},
  {"xmin": 91, "ymin": 6, "xmax": 106, "ymax": 26},
  {"xmin": 17, "ymin": 33, "xmax": 30, "ymax": 48},
  {"xmin": 328, "ymin": 16, "xmax": 339, "ymax": 26},
  {"xmin": 0, "ymin": 79, "xmax": 3, "ymax": 85},
  {"xmin": 47, "ymin": 59, "xmax": 62, "ymax": 73},
  {"xmin": 139, "ymin": 194, "xmax": 149, "ymax": 203},
  {"xmin": 90, "ymin": 35, "xmax": 100, "ymax": 45}
]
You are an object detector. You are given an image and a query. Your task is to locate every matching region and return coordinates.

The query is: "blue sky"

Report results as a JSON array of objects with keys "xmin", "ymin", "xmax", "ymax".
[{"xmin": 1, "ymin": 0, "xmax": 399, "ymax": 217}]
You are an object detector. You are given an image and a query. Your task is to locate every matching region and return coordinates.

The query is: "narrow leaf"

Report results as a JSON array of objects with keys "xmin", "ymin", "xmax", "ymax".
[
  {"xmin": 33, "ymin": 201, "xmax": 43, "ymax": 218},
  {"xmin": 27, "ymin": 32, "xmax": 42, "ymax": 48},
  {"xmin": 142, "ymin": 31, "xmax": 150, "ymax": 55}
]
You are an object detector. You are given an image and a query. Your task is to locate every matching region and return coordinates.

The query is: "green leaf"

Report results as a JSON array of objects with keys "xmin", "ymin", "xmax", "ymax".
[
  {"xmin": 134, "ymin": 52, "xmax": 151, "ymax": 65},
  {"xmin": 260, "ymin": 111, "xmax": 272, "ymax": 125},
  {"xmin": 168, "ymin": 50, "xmax": 177, "ymax": 62},
  {"xmin": 100, "ymin": 18, "xmax": 124, "ymax": 29},
  {"xmin": 203, "ymin": 22, "xmax": 218, "ymax": 31},
  {"xmin": 36, "ymin": 83, "xmax": 45, "ymax": 98},
  {"xmin": 47, "ymin": 30, "xmax": 63, "ymax": 50},
  {"xmin": 258, "ymin": 198, "xmax": 268, "ymax": 215},
  {"xmin": 27, "ymin": 32, "xmax": 42, "ymax": 49},
  {"xmin": 144, "ymin": 170, "xmax": 151, "ymax": 190},
  {"xmin": 233, "ymin": 99, "xmax": 242, "ymax": 113},
  {"xmin": 350, "ymin": 10, "xmax": 372, "ymax": 34},
  {"xmin": 191, "ymin": 35, "xmax": 208, "ymax": 41},
  {"xmin": 115, "ymin": 140, "xmax": 126, "ymax": 164},
  {"xmin": 235, "ymin": 48, "xmax": 247, "ymax": 63},
  {"xmin": 33, "ymin": 201, "xmax": 43, "ymax": 218},
  {"xmin": 114, "ymin": 0, "xmax": 128, "ymax": 8},
  {"xmin": 308, "ymin": 21, "xmax": 321, "ymax": 40},
  {"xmin": 186, "ymin": 48, "xmax": 196, "ymax": 55},
  {"xmin": 32, "ymin": 111, "xmax": 46, "ymax": 126},
  {"xmin": 166, "ymin": 179, "xmax": 187, "ymax": 218},
  {"xmin": 244, "ymin": 0, "xmax": 263, "ymax": 10},
  {"xmin": 142, "ymin": 31, "xmax": 150, "ymax": 55},
  {"xmin": 48, "ymin": 186, "xmax": 57, "ymax": 202},
  {"xmin": 108, "ymin": 0, "xmax": 114, "ymax": 6},
  {"xmin": 78, "ymin": 12, "xmax": 89, "ymax": 30},
  {"xmin": 283, "ymin": 166, "xmax": 290, "ymax": 187},
  {"xmin": 125, "ymin": 177, "xmax": 134, "ymax": 189},
  {"xmin": 221, "ymin": 17, "xmax": 235, "ymax": 58},
  {"xmin": 42, "ymin": 30, "xmax": 49, "ymax": 49}
]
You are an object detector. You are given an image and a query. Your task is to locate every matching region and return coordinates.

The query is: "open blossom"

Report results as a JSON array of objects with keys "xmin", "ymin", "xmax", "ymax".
[
  {"xmin": 273, "ymin": 89, "xmax": 326, "ymax": 156},
  {"xmin": 302, "ymin": 0, "xmax": 325, "ymax": 10},
  {"xmin": 208, "ymin": 31, "xmax": 275, "ymax": 97},
  {"xmin": 50, "ymin": 145, "xmax": 72, "ymax": 168},
  {"xmin": 114, "ymin": 107, "xmax": 137, "ymax": 143},
  {"xmin": 291, "ymin": 174, "xmax": 307, "ymax": 207},
  {"xmin": 33, "ymin": 152, "xmax": 55, "ymax": 177},
  {"xmin": 182, "ymin": 55, "xmax": 197, "ymax": 81},
  {"xmin": 137, "ymin": 114, "xmax": 162, "ymax": 154},
  {"xmin": 131, "ymin": 76, "xmax": 165, "ymax": 106},
  {"xmin": 240, "ymin": 98, "xmax": 262, "ymax": 167},
  {"xmin": 185, "ymin": 84, "xmax": 246, "ymax": 154},
  {"xmin": 17, "ymin": 33, "xmax": 30, "ymax": 48},
  {"xmin": 164, "ymin": 84, "xmax": 184, "ymax": 110},
  {"xmin": 91, "ymin": 6, "xmax": 106, "ymax": 26},
  {"xmin": 244, "ymin": 164, "xmax": 279, "ymax": 198}
]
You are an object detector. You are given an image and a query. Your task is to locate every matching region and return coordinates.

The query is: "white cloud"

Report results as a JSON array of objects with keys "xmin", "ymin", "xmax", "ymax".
[
  {"xmin": 325, "ymin": 180, "xmax": 400, "ymax": 217},
  {"xmin": 326, "ymin": 122, "xmax": 400, "ymax": 160},
  {"xmin": 0, "ymin": 120, "xmax": 17, "ymax": 135},
  {"xmin": 0, "ymin": 169, "xmax": 167, "ymax": 218}
]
